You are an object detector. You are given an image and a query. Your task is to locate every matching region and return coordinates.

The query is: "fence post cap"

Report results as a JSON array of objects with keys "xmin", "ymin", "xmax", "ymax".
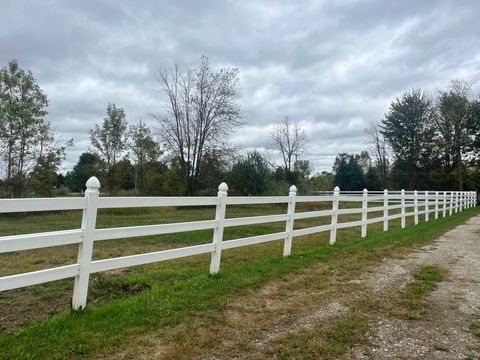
[
  {"xmin": 414, "ymin": 190, "xmax": 418, "ymax": 194},
  {"xmin": 363, "ymin": 188, "xmax": 368, "ymax": 193},
  {"xmin": 384, "ymin": 189, "xmax": 388, "ymax": 193},
  {"xmin": 218, "ymin": 182, "xmax": 228, "ymax": 195},
  {"xmin": 289, "ymin": 185, "xmax": 297, "ymax": 194},
  {"xmin": 401, "ymin": 189, "xmax": 405, "ymax": 194},
  {"xmin": 333, "ymin": 186, "xmax": 340, "ymax": 192},
  {"xmin": 425, "ymin": 190, "xmax": 428, "ymax": 194},
  {"xmin": 86, "ymin": 176, "xmax": 100, "ymax": 190}
]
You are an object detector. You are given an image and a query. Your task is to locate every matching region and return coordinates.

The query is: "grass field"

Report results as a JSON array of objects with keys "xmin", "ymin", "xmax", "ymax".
[{"xmin": 0, "ymin": 201, "xmax": 475, "ymax": 359}]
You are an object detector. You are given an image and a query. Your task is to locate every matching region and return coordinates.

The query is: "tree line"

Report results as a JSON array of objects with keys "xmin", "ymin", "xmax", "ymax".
[
  {"xmin": 0, "ymin": 58, "xmax": 316, "ymax": 197},
  {"xmin": 333, "ymin": 81, "xmax": 480, "ymax": 191},
  {"xmin": 1, "ymin": 58, "xmax": 479, "ymax": 198}
]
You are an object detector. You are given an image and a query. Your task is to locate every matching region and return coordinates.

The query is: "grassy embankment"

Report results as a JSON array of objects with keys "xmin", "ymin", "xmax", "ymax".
[{"xmin": 0, "ymin": 200, "xmax": 476, "ymax": 359}]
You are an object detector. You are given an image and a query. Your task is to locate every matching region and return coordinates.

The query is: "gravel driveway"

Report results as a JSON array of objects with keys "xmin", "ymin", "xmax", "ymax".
[{"xmin": 347, "ymin": 215, "xmax": 480, "ymax": 359}]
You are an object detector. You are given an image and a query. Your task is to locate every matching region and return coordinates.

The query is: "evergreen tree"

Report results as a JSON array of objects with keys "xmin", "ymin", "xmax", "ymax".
[
  {"xmin": 381, "ymin": 89, "xmax": 437, "ymax": 189},
  {"xmin": 228, "ymin": 151, "xmax": 272, "ymax": 195},
  {"xmin": 65, "ymin": 152, "xmax": 105, "ymax": 192}
]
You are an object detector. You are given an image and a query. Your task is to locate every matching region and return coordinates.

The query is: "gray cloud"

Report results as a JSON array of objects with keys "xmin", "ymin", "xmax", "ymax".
[{"xmin": 1, "ymin": 0, "xmax": 479, "ymax": 173}]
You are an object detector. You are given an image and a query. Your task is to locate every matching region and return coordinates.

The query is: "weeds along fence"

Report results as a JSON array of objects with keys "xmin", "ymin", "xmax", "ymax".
[{"xmin": 0, "ymin": 176, "xmax": 477, "ymax": 309}]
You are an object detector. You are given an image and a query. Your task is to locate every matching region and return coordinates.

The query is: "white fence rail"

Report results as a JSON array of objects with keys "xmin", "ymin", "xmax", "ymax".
[{"xmin": 0, "ymin": 176, "xmax": 477, "ymax": 309}]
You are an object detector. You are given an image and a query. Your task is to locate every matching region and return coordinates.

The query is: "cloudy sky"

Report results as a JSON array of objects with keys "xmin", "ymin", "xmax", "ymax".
[{"xmin": 1, "ymin": 0, "xmax": 479, "ymax": 173}]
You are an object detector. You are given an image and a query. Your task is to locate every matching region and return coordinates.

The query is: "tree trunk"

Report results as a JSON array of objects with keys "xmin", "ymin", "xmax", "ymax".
[{"xmin": 457, "ymin": 148, "xmax": 463, "ymax": 190}]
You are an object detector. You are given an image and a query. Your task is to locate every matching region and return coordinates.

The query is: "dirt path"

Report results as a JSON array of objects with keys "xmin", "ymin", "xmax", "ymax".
[{"xmin": 345, "ymin": 215, "xmax": 480, "ymax": 359}]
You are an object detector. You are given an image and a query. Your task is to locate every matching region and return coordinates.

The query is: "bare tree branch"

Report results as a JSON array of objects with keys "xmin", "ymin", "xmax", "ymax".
[
  {"xmin": 153, "ymin": 56, "xmax": 243, "ymax": 193},
  {"xmin": 364, "ymin": 121, "xmax": 390, "ymax": 188},
  {"xmin": 271, "ymin": 116, "xmax": 307, "ymax": 171}
]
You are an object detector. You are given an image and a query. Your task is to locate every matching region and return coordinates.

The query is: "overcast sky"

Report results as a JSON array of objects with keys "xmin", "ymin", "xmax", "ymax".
[{"xmin": 1, "ymin": 0, "xmax": 479, "ymax": 173}]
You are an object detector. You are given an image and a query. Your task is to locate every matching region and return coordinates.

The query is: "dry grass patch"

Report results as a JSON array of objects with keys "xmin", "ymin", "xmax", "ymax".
[
  {"xmin": 268, "ymin": 313, "xmax": 369, "ymax": 360},
  {"xmin": 390, "ymin": 265, "xmax": 447, "ymax": 320}
]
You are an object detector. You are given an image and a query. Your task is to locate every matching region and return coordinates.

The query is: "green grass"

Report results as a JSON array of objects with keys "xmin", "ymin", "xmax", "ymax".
[
  {"xmin": 0, "ymin": 207, "xmax": 476, "ymax": 359},
  {"xmin": 469, "ymin": 314, "xmax": 480, "ymax": 338},
  {"xmin": 410, "ymin": 265, "xmax": 444, "ymax": 299},
  {"xmin": 0, "ymin": 202, "xmax": 373, "ymax": 333},
  {"xmin": 392, "ymin": 265, "xmax": 446, "ymax": 320},
  {"xmin": 467, "ymin": 314, "xmax": 480, "ymax": 358},
  {"xmin": 0, "ymin": 201, "xmax": 382, "ymax": 331}
]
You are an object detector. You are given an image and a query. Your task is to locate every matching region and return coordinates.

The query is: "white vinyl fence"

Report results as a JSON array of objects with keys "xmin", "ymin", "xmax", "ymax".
[{"xmin": 0, "ymin": 176, "xmax": 477, "ymax": 310}]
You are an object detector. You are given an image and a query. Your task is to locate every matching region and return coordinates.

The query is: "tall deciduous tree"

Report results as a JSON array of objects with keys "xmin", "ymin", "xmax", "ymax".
[
  {"xmin": 364, "ymin": 121, "xmax": 389, "ymax": 188},
  {"xmin": 471, "ymin": 98, "xmax": 480, "ymax": 157},
  {"xmin": 129, "ymin": 119, "xmax": 162, "ymax": 194},
  {"xmin": 435, "ymin": 80, "xmax": 474, "ymax": 190},
  {"xmin": 130, "ymin": 120, "xmax": 161, "ymax": 165},
  {"xmin": 381, "ymin": 89, "xmax": 436, "ymax": 189},
  {"xmin": 0, "ymin": 59, "xmax": 69, "ymax": 197},
  {"xmin": 271, "ymin": 116, "xmax": 307, "ymax": 172},
  {"xmin": 153, "ymin": 56, "xmax": 242, "ymax": 194},
  {"xmin": 89, "ymin": 103, "xmax": 128, "ymax": 193}
]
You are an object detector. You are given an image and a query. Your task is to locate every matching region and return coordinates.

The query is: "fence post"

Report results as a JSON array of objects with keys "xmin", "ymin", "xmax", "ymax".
[
  {"xmin": 383, "ymin": 189, "xmax": 388, "ymax": 231},
  {"xmin": 401, "ymin": 189, "xmax": 406, "ymax": 228},
  {"xmin": 434, "ymin": 191, "xmax": 439, "ymax": 219},
  {"xmin": 72, "ymin": 177, "xmax": 100, "ymax": 310},
  {"xmin": 443, "ymin": 191, "xmax": 447, "ymax": 217},
  {"xmin": 283, "ymin": 185, "xmax": 297, "ymax": 256},
  {"xmin": 209, "ymin": 182, "xmax": 228, "ymax": 274},
  {"xmin": 414, "ymin": 190, "xmax": 419, "ymax": 225},
  {"xmin": 329, "ymin": 186, "xmax": 340, "ymax": 245},
  {"xmin": 449, "ymin": 192, "xmax": 454, "ymax": 216},
  {"xmin": 424, "ymin": 191, "xmax": 429, "ymax": 222},
  {"xmin": 455, "ymin": 191, "xmax": 459, "ymax": 213},
  {"xmin": 460, "ymin": 192, "xmax": 463, "ymax": 212},
  {"xmin": 454, "ymin": 191, "xmax": 457, "ymax": 213},
  {"xmin": 361, "ymin": 188, "xmax": 368, "ymax": 238}
]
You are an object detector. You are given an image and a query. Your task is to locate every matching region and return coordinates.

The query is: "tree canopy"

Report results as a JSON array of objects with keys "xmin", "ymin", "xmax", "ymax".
[{"xmin": 0, "ymin": 60, "xmax": 69, "ymax": 197}]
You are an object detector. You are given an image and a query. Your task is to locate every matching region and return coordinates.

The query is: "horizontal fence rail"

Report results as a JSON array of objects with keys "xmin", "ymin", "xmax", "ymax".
[{"xmin": 0, "ymin": 176, "xmax": 477, "ymax": 310}]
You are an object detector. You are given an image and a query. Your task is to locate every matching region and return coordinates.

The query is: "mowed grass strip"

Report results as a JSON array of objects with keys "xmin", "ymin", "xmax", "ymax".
[
  {"xmin": 0, "ymin": 201, "xmax": 387, "ymax": 330},
  {"xmin": 0, "ymin": 208, "xmax": 477, "ymax": 359}
]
